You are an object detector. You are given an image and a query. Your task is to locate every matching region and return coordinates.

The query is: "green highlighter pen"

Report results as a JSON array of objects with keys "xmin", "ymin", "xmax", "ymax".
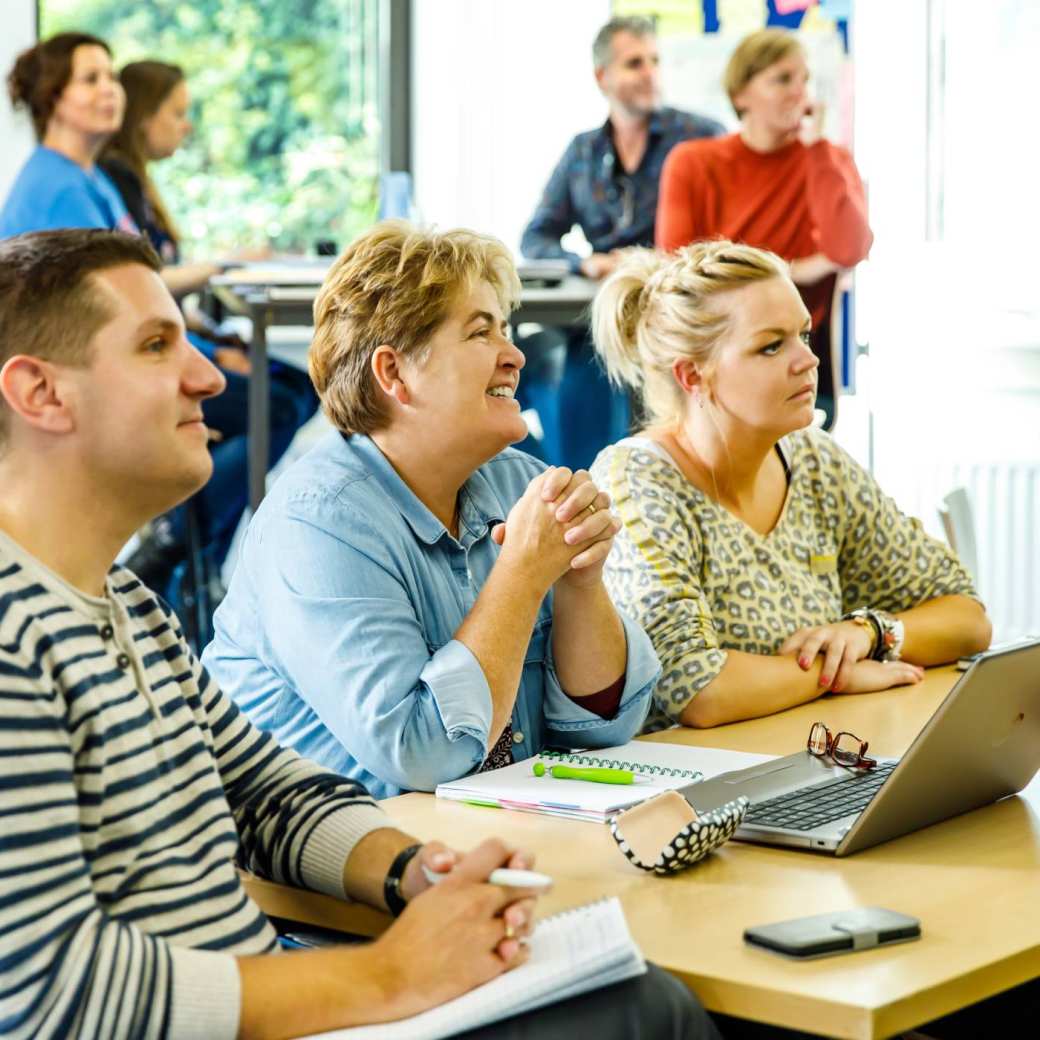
[{"xmin": 532, "ymin": 762, "xmax": 634, "ymax": 785}]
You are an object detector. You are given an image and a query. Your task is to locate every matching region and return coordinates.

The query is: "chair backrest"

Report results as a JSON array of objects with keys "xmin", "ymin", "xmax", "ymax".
[{"xmin": 938, "ymin": 486, "xmax": 979, "ymax": 582}]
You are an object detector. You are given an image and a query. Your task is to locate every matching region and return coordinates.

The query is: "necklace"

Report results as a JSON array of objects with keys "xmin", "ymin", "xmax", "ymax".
[{"xmin": 668, "ymin": 428, "xmax": 724, "ymax": 505}]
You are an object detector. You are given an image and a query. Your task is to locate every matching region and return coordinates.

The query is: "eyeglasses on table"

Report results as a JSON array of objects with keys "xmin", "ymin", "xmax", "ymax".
[{"xmin": 807, "ymin": 721, "xmax": 877, "ymax": 770}]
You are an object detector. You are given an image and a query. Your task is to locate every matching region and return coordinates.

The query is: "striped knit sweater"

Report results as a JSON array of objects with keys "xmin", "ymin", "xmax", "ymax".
[{"xmin": 0, "ymin": 529, "xmax": 393, "ymax": 1039}]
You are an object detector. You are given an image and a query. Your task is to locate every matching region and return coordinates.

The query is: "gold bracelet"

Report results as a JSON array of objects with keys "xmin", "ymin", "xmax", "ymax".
[{"xmin": 846, "ymin": 612, "xmax": 878, "ymax": 655}]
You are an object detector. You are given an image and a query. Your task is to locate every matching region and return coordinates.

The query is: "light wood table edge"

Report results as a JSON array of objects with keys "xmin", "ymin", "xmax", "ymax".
[
  {"xmin": 671, "ymin": 941, "xmax": 1040, "ymax": 1040},
  {"xmin": 240, "ymin": 872, "xmax": 390, "ymax": 938},
  {"xmin": 871, "ymin": 949, "xmax": 1040, "ymax": 1040}
]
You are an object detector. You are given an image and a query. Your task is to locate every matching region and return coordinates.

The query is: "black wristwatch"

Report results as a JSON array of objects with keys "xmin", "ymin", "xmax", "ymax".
[{"xmin": 383, "ymin": 843, "xmax": 422, "ymax": 917}]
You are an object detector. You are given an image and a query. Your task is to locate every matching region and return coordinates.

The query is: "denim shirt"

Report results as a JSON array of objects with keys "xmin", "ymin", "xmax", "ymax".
[
  {"xmin": 202, "ymin": 433, "xmax": 659, "ymax": 798},
  {"xmin": 520, "ymin": 106, "xmax": 725, "ymax": 271}
]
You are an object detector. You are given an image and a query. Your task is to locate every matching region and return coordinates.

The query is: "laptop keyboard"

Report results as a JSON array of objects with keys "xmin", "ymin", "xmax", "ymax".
[{"xmin": 743, "ymin": 762, "xmax": 898, "ymax": 831}]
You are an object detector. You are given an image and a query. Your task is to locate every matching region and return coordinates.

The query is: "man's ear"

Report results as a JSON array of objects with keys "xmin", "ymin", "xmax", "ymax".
[
  {"xmin": 370, "ymin": 345, "xmax": 410, "ymax": 408},
  {"xmin": 593, "ymin": 65, "xmax": 608, "ymax": 95},
  {"xmin": 0, "ymin": 356, "xmax": 76, "ymax": 436}
]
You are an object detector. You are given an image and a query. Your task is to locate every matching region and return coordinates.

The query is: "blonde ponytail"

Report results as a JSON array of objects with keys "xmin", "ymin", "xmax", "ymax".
[{"xmin": 591, "ymin": 247, "xmax": 663, "ymax": 393}]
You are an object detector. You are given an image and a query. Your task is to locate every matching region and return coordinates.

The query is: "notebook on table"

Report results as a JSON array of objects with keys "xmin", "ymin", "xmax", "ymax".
[
  {"xmin": 303, "ymin": 898, "xmax": 645, "ymax": 1040},
  {"xmin": 436, "ymin": 740, "xmax": 774, "ymax": 823}
]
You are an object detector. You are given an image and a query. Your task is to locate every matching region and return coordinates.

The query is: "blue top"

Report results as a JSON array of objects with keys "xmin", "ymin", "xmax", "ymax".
[
  {"xmin": 202, "ymin": 432, "xmax": 659, "ymax": 798},
  {"xmin": 520, "ymin": 106, "xmax": 725, "ymax": 271},
  {"xmin": 0, "ymin": 146, "xmax": 139, "ymax": 239}
]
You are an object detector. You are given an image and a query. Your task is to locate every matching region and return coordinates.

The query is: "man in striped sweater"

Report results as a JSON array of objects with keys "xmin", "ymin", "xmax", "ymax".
[{"xmin": 0, "ymin": 229, "xmax": 717, "ymax": 1040}]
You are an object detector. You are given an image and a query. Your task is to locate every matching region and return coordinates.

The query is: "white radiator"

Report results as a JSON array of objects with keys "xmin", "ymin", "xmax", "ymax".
[{"xmin": 886, "ymin": 463, "xmax": 1040, "ymax": 641}]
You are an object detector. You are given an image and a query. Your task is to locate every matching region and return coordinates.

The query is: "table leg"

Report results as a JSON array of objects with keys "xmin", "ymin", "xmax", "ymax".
[{"xmin": 248, "ymin": 302, "xmax": 271, "ymax": 512}]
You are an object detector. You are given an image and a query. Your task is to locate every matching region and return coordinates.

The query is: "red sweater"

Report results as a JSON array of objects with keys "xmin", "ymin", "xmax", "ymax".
[{"xmin": 655, "ymin": 133, "xmax": 872, "ymax": 329}]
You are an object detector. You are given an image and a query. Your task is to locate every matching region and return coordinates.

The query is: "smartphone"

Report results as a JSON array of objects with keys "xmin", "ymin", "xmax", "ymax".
[{"xmin": 744, "ymin": 907, "xmax": 920, "ymax": 960}]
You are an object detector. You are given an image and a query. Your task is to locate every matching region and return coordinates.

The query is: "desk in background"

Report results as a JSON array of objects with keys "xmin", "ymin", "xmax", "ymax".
[
  {"xmin": 211, "ymin": 268, "xmax": 596, "ymax": 512},
  {"xmin": 242, "ymin": 667, "xmax": 1040, "ymax": 1040}
]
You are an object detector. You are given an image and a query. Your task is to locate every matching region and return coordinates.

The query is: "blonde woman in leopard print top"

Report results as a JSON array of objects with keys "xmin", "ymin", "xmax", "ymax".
[{"xmin": 589, "ymin": 241, "xmax": 991, "ymax": 730}]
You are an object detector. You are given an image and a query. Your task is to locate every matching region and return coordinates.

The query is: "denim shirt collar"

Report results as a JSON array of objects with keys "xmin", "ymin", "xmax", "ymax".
[
  {"xmin": 343, "ymin": 434, "xmax": 506, "ymax": 548},
  {"xmin": 596, "ymin": 109, "xmax": 666, "ymax": 144}
]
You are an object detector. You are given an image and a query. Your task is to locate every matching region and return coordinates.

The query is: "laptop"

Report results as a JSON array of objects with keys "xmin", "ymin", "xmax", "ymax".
[{"xmin": 679, "ymin": 639, "xmax": 1040, "ymax": 856}]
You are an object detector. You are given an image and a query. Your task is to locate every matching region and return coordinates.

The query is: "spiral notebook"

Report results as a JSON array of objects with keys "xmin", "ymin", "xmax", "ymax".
[
  {"xmin": 304, "ymin": 898, "xmax": 645, "ymax": 1039},
  {"xmin": 436, "ymin": 739, "xmax": 773, "ymax": 823}
]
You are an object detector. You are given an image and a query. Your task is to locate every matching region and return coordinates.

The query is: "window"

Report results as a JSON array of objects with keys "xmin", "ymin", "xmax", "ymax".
[{"xmin": 41, "ymin": 0, "xmax": 380, "ymax": 255}]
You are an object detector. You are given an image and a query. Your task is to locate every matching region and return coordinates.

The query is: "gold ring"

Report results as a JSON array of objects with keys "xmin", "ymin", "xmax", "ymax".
[
  {"xmin": 504, "ymin": 922, "xmax": 516, "ymax": 940},
  {"xmin": 585, "ymin": 501, "xmax": 597, "ymax": 515}
]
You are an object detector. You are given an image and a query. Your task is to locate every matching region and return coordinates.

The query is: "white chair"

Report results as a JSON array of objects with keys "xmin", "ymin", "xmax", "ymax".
[{"xmin": 937, "ymin": 487, "xmax": 979, "ymax": 582}]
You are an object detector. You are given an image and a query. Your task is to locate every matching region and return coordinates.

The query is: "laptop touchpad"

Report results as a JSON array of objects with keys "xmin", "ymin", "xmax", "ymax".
[{"xmin": 722, "ymin": 760, "xmax": 802, "ymax": 783}]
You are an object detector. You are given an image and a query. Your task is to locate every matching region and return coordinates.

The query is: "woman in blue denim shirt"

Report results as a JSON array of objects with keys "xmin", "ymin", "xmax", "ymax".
[{"xmin": 203, "ymin": 221, "xmax": 659, "ymax": 797}]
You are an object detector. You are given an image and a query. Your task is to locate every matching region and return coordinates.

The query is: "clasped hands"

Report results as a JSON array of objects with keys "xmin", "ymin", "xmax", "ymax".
[
  {"xmin": 377, "ymin": 838, "xmax": 544, "ymax": 1016},
  {"xmin": 491, "ymin": 466, "xmax": 620, "ymax": 591},
  {"xmin": 781, "ymin": 620, "xmax": 923, "ymax": 695}
]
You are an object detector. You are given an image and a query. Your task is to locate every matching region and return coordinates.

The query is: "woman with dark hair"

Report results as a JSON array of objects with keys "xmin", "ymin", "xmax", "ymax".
[
  {"xmin": 1, "ymin": 36, "xmax": 214, "ymax": 297},
  {"xmin": 1, "ymin": 36, "xmax": 315, "ymax": 606},
  {"xmin": 0, "ymin": 33, "xmax": 134, "ymax": 237},
  {"xmin": 94, "ymin": 60, "xmax": 319, "ymax": 585},
  {"xmin": 99, "ymin": 60, "xmax": 186, "ymax": 261}
]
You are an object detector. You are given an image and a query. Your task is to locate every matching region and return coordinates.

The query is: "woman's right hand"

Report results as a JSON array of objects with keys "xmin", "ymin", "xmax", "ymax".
[
  {"xmin": 832, "ymin": 659, "xmax": 924, "ymax": 695},
  {"xmin": 788, "ymin": 252, "xmax": 844, "ymax": 286},
  {"xmin": 492, "ymin": 468, "xmax": 614, "ymax": 591}
]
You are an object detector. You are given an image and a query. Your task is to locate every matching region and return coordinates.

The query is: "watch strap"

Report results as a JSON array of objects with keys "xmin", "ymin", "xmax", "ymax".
[
  {"xmin": 842, "ymin": 608, "xmax": 880, "ymax": 655},
  {"xmin": 871, "ymin": 609, "xmax": 905, "ymax": 662},
  {"xmin": 383, "ymin": 843, "xmax": 422, "ymax": 917}
]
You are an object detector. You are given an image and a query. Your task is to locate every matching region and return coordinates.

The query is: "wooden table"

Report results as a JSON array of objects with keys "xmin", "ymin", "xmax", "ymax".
[
  {"xmin": 210, "ymin": 268, "xmax": 596, "ymax": 511},
  {"xmin": 243, "ymin": 667, "xmax": 1040, "ymax": 1039}
]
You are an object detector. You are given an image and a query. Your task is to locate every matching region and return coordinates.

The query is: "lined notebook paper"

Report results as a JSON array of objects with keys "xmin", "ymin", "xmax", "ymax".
[
  {"xmin": 436, "ymin": 739, "xmax": 774, "ymax": 822},
  {"xmin": 304, "ymin": 898, "xmax": 645, "ymax": 1040}
]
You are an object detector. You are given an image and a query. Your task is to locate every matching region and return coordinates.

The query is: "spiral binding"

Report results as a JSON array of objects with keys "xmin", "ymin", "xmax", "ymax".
[{"xmin": 540, "ymin": 749, "xmax": 702, "ymax": 780}]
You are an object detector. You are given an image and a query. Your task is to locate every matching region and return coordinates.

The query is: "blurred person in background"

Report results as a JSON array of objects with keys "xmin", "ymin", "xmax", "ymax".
[
  {"xmin": 656, "ymin": 28, "xmax": 872, "ymax": 427},
  {"xmin": 519, "ymin": 15, "xmax": 724, "ymax": 472}
]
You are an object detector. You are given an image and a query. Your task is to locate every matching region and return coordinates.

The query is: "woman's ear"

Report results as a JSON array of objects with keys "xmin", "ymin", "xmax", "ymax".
[
  {"xmin": 671, "ymin": 358, "xmax": 703, "ymax": 396},
  {"xmin": 0, "ymin": 355, "xmax": 76, "ymax": 437},
  {"xmin": 370, "ymin": 345, "xmax": 410, "ymax": 407}
]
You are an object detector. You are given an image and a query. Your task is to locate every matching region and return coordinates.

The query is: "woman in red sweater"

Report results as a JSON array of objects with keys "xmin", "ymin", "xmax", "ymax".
[{"xmin": 656, "ymin": 29, "xmax": 871, "ymax": 420}]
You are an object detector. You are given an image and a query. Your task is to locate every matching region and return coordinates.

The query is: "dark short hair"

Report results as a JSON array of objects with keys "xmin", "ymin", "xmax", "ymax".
[
  {"xmin": 7, "ymin": 32, "xmax": 112, "ymax": 140},
  {"xmin": 592, "ymin": 15, "xmax": 656, "ymax": 70},
  {"xmin": 0, "ymin": 229, "xmax": 161, "ymax": 446}
]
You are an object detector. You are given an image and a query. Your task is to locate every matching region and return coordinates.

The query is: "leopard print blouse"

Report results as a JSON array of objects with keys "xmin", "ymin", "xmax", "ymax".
[{"xmin": 591, "ymin": 428, "xmax": 978, "ymax": 731}]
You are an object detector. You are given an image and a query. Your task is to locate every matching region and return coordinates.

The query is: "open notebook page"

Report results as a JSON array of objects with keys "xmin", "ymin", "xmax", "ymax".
[
  {"xmin": 437, "ymin": 740, "xmax": 775, "ymax": 822},
  {"xmin": 302, "ymin": 898, "xmax": 645, "ymax": 1040}
]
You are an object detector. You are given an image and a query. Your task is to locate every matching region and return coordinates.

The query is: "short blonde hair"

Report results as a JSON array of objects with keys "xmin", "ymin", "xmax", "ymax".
[
  {"xmin": 723, "ymin": 28, "xmax": 805, "ymax": 118},
  {"xmin": 592, "ymin": 240, "xmax": 790, "ymax": 427},
  {"xmin": 309, "ymin": 220, "xmax": 521, "ymax": 435}
]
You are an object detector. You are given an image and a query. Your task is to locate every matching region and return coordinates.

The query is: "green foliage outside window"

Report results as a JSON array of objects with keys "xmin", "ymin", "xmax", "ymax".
[{"xmin": 41, "ymin": 0, "xmax": 380, "ymax": 256}]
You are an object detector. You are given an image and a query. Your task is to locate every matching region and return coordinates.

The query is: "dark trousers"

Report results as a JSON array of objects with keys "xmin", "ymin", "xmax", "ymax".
[{"xmin": 457, "ymin": 963, "xmax": 722, "ymax": 1040}]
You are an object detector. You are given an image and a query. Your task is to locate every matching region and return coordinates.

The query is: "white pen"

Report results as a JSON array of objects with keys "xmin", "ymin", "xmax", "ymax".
[{"xmin": 422, "ymin": 864, "xmax": 553, "ymax": 889}]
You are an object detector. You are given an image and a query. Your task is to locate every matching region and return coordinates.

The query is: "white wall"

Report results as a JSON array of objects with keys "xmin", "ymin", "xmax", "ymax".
[
  {"xmin": 854, "ymin": 0, "xmax": 1040, "ymax": 474},
  {"xmin": 412, "ymin": 0, "xmax": 610, "ymax": 254},
  {"xmin": 0, "ymin": 0, "xmax": 37, "ymax": 201}
]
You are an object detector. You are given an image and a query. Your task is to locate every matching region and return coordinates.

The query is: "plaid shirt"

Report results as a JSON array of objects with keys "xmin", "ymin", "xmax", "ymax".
[{"xmin": 521, "ymin": 106, "xmax": 725, "ymax": 271}]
